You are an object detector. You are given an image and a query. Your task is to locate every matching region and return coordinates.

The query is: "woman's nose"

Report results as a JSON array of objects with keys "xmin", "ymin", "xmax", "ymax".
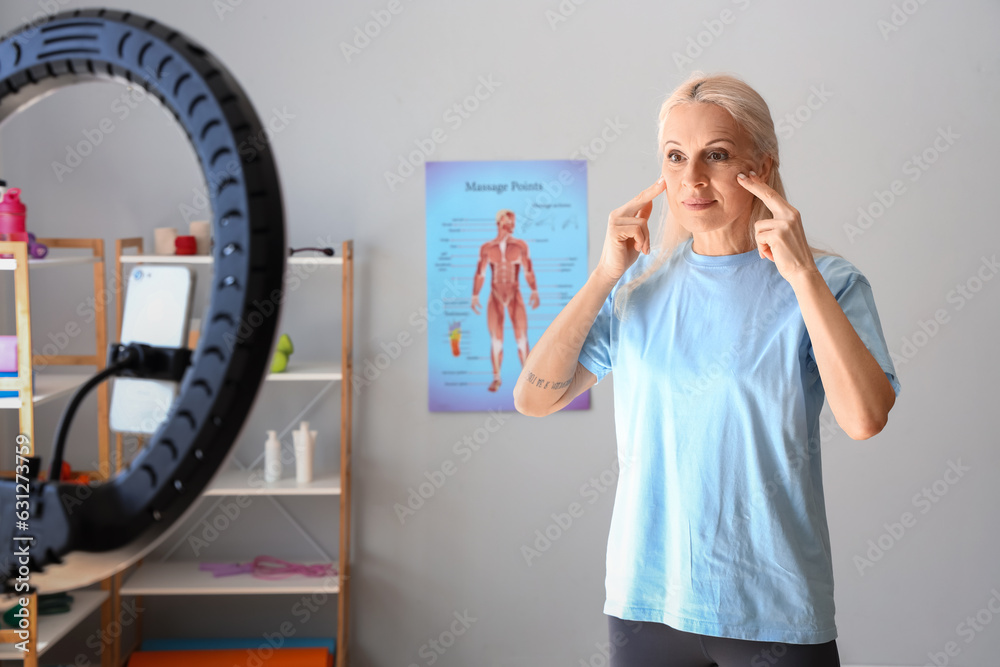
[{"xmin": 682, "ymin": 161, "xmax": 708, "ymax": 188}]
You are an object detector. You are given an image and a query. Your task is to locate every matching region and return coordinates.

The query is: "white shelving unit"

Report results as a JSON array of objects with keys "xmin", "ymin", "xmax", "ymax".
[
  {"xmin": 205, "ymin": 469, "xmax": 342, "ymax": 496},
  {"xmin": 119, "ymin": 563, "xmax": 340, "ymax": 596},
  {"xmin": 0, "ymin": 254, "xmax": 98, "ymax": 271},
  {"xmin": 265, "ymin": 362, "xmax": 343, "ymax": 382},
  {"xmin": 112, "ymin": 239, "xmax": 354, "ymax": 667},
  {"xmin": 118, "ymin": 254, "xmax": 342, "ymax": 266}
]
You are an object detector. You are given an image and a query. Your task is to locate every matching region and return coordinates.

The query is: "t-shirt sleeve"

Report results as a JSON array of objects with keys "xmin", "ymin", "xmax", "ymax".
[
  {"xmin": 809, "ymin": 264, "xmax": 901, "ymax": 398},
  {"xmin": 577, "ymin": 286, "xmax": 616, "ymax": 384}
]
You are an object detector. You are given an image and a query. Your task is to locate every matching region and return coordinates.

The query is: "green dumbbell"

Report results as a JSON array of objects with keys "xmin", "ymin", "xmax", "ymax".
[{"xmin": 270, "ymin": 333, "xmax": 294, "ymax": 373}]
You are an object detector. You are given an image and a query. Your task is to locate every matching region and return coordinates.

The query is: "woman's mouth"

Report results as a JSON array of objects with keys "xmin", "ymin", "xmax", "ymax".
[{"xmin": 682, "ymin": 198, "xmax": 716, "ymax": 211}]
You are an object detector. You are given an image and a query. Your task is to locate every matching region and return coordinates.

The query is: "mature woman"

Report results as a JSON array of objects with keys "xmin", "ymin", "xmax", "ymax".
[{"xmin": 513, "ymin": 73, "xmax": 900, "ymax": 666}]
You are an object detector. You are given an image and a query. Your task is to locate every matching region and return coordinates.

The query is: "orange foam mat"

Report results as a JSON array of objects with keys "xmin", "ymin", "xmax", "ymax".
[{"xmin": 128, "ymin": 647, "xmax": 332, "ymax": 667}]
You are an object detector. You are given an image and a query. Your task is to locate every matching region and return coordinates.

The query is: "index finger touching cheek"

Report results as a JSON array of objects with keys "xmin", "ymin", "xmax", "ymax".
[
  {"xmin": 619, "ymin": 177, "xmax": 666, "ymax": 217},
  {"xmin": 635, "ymin": 176, "xmax": 667, "ymax": 203},
  {"xmin": 737, "ymin": 170, "xmax": 791, "ymax": 215}
]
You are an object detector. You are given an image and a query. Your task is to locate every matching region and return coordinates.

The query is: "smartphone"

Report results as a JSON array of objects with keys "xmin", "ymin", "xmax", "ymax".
[{"xmin": 109, "ymin": 265, "xmax": 196, "ymax": 434}]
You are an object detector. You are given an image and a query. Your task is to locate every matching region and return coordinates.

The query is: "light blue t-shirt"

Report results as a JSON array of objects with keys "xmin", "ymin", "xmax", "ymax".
[{"xmin": 578, "ymin": 235, "xmax": 900, "ymax": 644}]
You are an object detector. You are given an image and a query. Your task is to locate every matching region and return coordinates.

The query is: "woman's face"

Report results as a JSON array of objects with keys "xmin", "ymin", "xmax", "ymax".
[{"xmin": 660, "ymin": 102, "xmax": 768, "ymax": 242}]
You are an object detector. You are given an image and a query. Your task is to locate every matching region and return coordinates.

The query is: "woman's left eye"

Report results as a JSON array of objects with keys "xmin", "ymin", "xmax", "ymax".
[{"xmin": 708, "ymin": 151, "xmax": 728, "ymax": 161}]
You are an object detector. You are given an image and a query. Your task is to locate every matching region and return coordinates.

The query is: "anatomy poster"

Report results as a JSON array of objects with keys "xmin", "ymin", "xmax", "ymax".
[{"xmin": 425, "ymin": 159, "xmax": 589, "ymax": 412}]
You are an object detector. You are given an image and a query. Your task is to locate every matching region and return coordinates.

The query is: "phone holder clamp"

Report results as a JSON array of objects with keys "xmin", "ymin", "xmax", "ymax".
[{"xmin": 106, "ymin": 343, "xmax": 193, "ymax": 382}]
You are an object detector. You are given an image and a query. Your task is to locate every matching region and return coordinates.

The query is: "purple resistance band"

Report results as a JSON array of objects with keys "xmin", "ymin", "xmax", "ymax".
[{"xmin": 199, "ymin": 556, "xmax": 337, "ymax": 580}]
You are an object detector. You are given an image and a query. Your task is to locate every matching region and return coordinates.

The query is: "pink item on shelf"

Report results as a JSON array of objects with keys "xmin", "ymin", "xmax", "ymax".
[
  {"xmin": 199, "ymin": 556, "xmax": 337, "ymax": 580},
  {"xmin": 0, "ymin": 188, "xmax": 28, "ymax": 259},
  {"xmin": 0, "ymin": 336, "xmax": 16, "ymax": 372},
  {"xmin": 0, "ymin": 188, "xmax": 26, "ymax": 235}
]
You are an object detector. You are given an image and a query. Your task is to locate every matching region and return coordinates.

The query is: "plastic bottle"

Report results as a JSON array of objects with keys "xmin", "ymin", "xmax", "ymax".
[
  {"xmin": 264, "ymin": 430, "xmax": 282, "ymax": 483},
  {"xmin": 293, "ymin": 421, "xmax": 317, "ymax": 484},
  {"xmin": 0, "ymin": 187, "xmax": 26, "ymax": 236},
  {"xmin": 0, "ymin": 187, "xmax": 28, "ymax": 258}
]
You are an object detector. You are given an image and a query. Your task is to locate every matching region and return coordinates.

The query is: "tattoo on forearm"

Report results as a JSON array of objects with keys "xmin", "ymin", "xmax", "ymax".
[{"xmin": 526, "ymin": 371, "xmax": 572, "ymax": 390}]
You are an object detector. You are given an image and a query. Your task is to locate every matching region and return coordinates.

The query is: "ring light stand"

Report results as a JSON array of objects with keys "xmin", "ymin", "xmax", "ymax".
[{"xmin": 0, "ymin": 8, "xmax": 285, "ymax": 592}]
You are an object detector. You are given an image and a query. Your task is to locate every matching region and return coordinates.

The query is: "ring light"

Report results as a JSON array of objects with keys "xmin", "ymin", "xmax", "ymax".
[{"xmin": 0, "ymin": 8, "xmax": 285, "ymax": 592}]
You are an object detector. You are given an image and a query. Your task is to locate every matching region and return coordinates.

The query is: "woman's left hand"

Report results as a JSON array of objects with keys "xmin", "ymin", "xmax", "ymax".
[{"xmin": 736, "ymin": 171, "xmax": 819, "ymax": 285}]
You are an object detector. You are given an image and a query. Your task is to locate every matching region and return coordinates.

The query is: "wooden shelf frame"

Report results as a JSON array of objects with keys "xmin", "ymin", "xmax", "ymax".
[
  {"xmin": 0, "ymin": 241, "xmax": 35, "ymax": 444},
  {"xmin": 0, "ymin": 238, "xmax": 116, "ymax": 667},
  {"xmin": 338, "ymin": 240, "xmax": 354, "ymax": 667},
  {"xmin": 112, "ymin": 239, "xmax": 354, "ymax": 667}
]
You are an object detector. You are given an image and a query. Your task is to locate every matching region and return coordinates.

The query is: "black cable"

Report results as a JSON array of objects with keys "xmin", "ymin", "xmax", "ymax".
[
  {"xmin": 289, "ymin": 247, "xmax": 334, "ymax": 256},
  {"xmin": 47, "ymin": 347, "xmax": 140, "ymax": 482}
]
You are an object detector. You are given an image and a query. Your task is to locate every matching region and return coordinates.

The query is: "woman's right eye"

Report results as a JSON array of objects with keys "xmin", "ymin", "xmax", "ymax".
[{"xmin": 667, "ymin": 151, "xmax": 684, "ymax": 163}]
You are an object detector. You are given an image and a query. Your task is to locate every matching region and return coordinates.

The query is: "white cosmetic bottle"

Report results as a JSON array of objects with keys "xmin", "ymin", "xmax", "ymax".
[
  {"xmin": 264, "ymin": 429, "xmax": 282, "ymax": 483},
  {"xmin": 293, "ymin": 421, "xmax": 317, "ymax": 484}
]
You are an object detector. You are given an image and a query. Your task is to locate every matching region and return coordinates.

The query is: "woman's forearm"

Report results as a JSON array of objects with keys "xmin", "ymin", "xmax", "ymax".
[
  {"xmin": 790, "ymin": 270, "xmax": 896, "ymax": 439},
  {"xmin": 513, "ymin": 268, "xmax": 618, "ymax": 416}
]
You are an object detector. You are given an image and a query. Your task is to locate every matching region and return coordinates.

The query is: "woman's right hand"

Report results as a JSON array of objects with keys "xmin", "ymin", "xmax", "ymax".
[{"xmin": 595, "ymin": 176, "xmax": 667, "ymax": 283}]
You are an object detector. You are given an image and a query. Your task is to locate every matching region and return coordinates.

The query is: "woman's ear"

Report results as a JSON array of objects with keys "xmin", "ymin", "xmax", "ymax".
[{"xmin": 758, "ymin": 154, "xmax": 774, "ymax": 181}]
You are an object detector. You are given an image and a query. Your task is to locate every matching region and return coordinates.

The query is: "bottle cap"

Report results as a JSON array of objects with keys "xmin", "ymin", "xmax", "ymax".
[{"xmin": 0, "ymin": 188, "xmax": 25, "ymax": 215}]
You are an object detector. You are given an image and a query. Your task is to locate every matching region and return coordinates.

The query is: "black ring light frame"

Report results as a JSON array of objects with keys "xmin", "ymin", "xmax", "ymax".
[{"xmin": 0, "ymin": 9, "xmax": 285, "ymax": 585}]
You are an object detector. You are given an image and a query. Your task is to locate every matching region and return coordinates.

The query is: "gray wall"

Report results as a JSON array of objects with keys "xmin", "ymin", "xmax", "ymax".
[{"xmin": 1, "ymin": 1, "xmax": 998, "ymax": 665}]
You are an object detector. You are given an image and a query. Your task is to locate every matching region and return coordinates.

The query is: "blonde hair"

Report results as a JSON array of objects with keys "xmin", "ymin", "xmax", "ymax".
[
  {"xmin": 496, "ymin": 209, "xmax": 515, "ymax": 224},
  {"xmin": 613, "ymin": 71, "xmax": 840, "ymax": 319}
]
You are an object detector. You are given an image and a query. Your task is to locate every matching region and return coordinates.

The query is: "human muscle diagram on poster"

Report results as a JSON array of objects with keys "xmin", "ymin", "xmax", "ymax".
[{"xmin": 425, "ymin": 159, "xmax": 589, "ymax": 412}]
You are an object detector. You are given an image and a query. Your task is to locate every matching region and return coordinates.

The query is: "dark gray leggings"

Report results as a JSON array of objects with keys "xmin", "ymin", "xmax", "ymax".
[{"xmin": 607, "ymin": 615, "xmax": 840, "ymax": 667}]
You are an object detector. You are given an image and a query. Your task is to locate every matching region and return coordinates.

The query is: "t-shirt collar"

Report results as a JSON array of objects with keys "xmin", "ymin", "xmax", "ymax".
[{"xmin": 682, "ymin": 235, "xmax": 763, "ymax": 267}]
